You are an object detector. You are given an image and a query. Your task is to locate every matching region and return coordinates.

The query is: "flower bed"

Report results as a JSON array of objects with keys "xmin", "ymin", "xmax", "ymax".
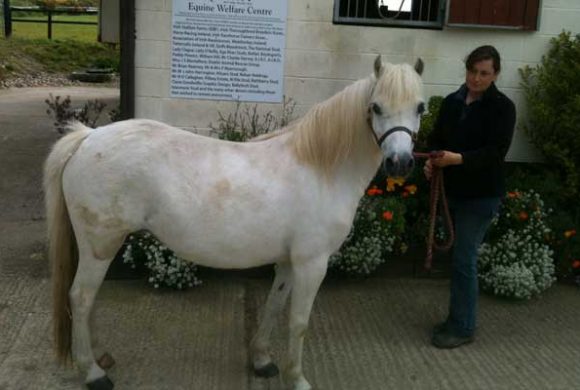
[
  {"xmin": 478, "ymin": 190, "xmax": 556, "ymax": 299},
  {"xmin": 123, "ymin": 232, "xmax": 202, "ymax": 290}
]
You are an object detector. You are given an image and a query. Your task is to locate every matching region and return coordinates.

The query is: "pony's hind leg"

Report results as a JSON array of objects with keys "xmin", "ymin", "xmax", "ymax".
[
  {"xmin": 250, "ymin": 261, "xmax": 292, "ymax": 377},
  {"xmin": 69, "ymin": 245, "xmax": 115, "ymax": 390}
]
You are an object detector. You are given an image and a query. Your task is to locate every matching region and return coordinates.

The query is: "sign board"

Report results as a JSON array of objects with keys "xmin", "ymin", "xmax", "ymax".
[{"xmin": 171, "ymin": 0, "xmax": 288, "ymax": 103}]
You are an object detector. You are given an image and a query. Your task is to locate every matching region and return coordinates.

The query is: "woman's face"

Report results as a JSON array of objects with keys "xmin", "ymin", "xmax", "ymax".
[{"xmin": 465, "ymin": 59, "xmax": 497, "ymax": 95}]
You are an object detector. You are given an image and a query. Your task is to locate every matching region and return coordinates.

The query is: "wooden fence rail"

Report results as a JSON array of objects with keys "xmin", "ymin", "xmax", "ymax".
[{"xmin": 3, "ymin": 2, "xmax": 98, "ymax": 39}]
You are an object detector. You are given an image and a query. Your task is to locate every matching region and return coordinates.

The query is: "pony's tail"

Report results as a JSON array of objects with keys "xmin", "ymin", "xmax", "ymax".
[{"xmin": 43, "ymin": 122, "xmax": 92, "ymax": 364}]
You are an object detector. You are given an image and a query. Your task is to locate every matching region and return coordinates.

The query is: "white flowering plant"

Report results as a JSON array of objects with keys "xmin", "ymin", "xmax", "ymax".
[
  {"xmin": 122, "ymin": 231, "xmax": 202, "ymax": 290},
  {"xmin": 329, "ymin": 188, "xmax": 406, "ymax": 276},
  {"xmin": 478, "ymin": 190, "xmax": 556, "ymax": 299}
]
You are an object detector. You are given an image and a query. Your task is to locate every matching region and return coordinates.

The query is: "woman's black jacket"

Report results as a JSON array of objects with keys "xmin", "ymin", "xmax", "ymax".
[{"xmin": 427, "ymin": 82, "xmax": 516, "ymax": 199}]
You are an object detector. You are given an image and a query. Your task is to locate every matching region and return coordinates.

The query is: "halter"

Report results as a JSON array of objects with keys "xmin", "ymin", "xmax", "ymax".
[{"xmin": 366, "ymin": 105, "xmax": 416, "ymax": 147}]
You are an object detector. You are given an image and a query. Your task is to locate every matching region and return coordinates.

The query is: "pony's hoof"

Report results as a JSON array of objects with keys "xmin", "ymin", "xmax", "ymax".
[
  {"xmin": 86, "ymin": 376, "xmax": 114, "ymax": 390},
  {"xmin": 254, "ymin": 362, "xmax": 279, "ymax": 378},
  {"xmin": 97, "ymin": 352, "xmax": 116, "ymax": 369}
]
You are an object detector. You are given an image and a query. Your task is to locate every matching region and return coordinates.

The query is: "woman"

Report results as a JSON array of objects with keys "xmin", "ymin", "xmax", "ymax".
[{"xmin": 424, "ymin": 45, "xmax": 516, "ymax": 349}]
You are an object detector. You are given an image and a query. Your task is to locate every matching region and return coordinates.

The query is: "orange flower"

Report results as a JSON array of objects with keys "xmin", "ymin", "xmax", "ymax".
[
  {"xmin": 366, "ymin": 186, "xmax": 383, "ymax": 196},
  {"xmin": 383, "ymin": 211, "xmax": 394, "ymax": 221},
  {"xmin": 564, "ymin": 229, "xmax": 576, "ymax": 239},
  {"xmin": 507, "ymin": 191, "xmax": 520, "ymax": 198},
  {"xmin": 401, "ymin": 191, "xmax": 409, "ymax": 198},
  {"xmin": 572, "ymin": 260, "xmax": 580, "ymax": 269},
  {"xmin": 404, "ymin": 184, "xmax": 417, "ymax": 195},
  {"xmin": 518, "ymin": 211, "xmax": 529, "ymax": 221},
  {"xmin": 386, "ymin": 177, "xmax": 405, "ymax": 192}
]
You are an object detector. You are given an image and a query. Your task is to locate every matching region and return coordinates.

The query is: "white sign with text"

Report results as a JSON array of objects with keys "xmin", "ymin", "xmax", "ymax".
[{"xmin": 171, "ymin": 0, "xmax": 287, "ymax": 102}]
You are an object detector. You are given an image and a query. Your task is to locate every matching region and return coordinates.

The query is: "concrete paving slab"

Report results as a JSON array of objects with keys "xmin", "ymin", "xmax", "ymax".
[
  {"xmin": 0, "ymin": 276, "xmax": 249, "ymax": 390},
  {"xmin": 247, "ymin": 277, "xmax": 580, "ymax": 390},
  {"xmin": 2, "ymin": 272, "xmax": 580, "ymax": 390}
]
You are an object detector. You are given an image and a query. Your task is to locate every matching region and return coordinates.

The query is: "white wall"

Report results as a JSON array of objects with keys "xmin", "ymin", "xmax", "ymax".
[{"xmin": 134, "ymin": 0, "xmax": 580, "ymax": 162}]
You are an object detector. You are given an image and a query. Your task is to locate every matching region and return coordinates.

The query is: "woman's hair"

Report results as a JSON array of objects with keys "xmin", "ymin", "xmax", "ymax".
[{"xmin": 465, "ymin": 45, "xmax": 501, "ymax": 74}]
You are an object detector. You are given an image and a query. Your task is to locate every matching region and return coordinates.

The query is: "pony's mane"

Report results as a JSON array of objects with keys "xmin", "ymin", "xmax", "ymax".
[
  {"xmin": 289, "ymin": 63, "xmax": 422, "ymax": 175},
  {"xmin": 374, "ymin": 63, "xmax": 423, "ymax": 113}
]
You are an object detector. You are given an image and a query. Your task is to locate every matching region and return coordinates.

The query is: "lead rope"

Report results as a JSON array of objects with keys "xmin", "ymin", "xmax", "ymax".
[{"xmin": 413, "ymin": 152, "xmax": 455, "ymax": 270}]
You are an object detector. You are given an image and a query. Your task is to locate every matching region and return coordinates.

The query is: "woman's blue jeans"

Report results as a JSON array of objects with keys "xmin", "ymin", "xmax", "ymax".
[{"xmin": 446, "ymin": 196, "xmax": 501, "ymax": 337}]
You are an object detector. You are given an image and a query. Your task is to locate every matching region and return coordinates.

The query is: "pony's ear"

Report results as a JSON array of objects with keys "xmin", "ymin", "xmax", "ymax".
[
  {"xmin": 414, "ymin": 58, "xmax": 424, "ymax": 76},
  {"xmin": 374, "ymin": 55, "xmax": 384, "ymax": 78}
]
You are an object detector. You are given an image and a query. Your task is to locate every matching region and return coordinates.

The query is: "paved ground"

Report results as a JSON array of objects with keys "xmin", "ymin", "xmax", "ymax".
[{"xmin": 1, "ymin": 87, "xmax": 579, "ymax": 390}]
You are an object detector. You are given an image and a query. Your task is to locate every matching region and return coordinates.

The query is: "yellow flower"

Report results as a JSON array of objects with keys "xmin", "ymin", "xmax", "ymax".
[
  {"xmin": 564, "ymin": 229, "xmax": 576, "ymax": 239},
  {"xmin": 386, "ymin": 177, "xmax": 405, "ymax": 192},
  {"xmin": 404, "ymin": 184, "xmax": 417, "ymax": 195}
]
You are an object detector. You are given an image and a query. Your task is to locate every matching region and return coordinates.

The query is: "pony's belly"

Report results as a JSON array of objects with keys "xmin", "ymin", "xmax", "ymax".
[
  {"xmin": 149, "ymin": 199, "xmax": 291, "ymax": 269},
  {"xmin": 171, "ymin": 240, "xmax": 287, "ymax": 269}
]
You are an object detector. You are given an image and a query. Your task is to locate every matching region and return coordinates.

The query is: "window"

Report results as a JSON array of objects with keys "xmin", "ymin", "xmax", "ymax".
[
  {"xmin": 334, "ymin": 0, "xmax": 445, "ymax": 29},
  {"xmin": 334, "ymin": 0, "xmax": 540, "ymax": 31},
  {"xmin": 448, "ymin": 0, "xmax": 540, "ymax": 30}
]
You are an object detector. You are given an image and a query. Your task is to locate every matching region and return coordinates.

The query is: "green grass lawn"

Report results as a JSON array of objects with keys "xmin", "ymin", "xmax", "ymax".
[
  {"xmin": 0, "ymin": 6, "xmax": 120, "ymax": 81},
  {"xmin": 0, "ymin": 37, "xmax": 119, "ymax": 76},
  {"xmin": 11, "ymin": 13, "xmax": 99, "ymax": 41}
]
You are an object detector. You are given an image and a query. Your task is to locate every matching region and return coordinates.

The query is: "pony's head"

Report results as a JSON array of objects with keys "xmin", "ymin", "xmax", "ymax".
[{"xmin": 369, "ymin": 56, "xmax": 425, "ymax": 178}]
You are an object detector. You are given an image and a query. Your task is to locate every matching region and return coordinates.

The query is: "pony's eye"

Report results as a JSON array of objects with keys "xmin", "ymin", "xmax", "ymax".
[
  {"xmin": 372, "ymin": 103, "xmax": 382, "ymax": 116},
  {"xmin": 417, "ymin": 102, "xmax": 425, "ymax": 115}
]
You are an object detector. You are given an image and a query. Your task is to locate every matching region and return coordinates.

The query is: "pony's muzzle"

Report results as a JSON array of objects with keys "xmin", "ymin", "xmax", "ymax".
[{"xmin": 384, "ymin": 152, "xmax": 414, "ymax": 177}]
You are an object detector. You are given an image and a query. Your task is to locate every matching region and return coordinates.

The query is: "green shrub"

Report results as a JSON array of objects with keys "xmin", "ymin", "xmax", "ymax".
[
  {"xmin": 519, "ymin": 31, "xmax": 580, "ymax": 199},
  {"xmin": 90, "ymin": 56, "xmax": 120, "ymax": 72},
  {"xmin": 416, "ymin": 95, "xmax": 444, "ymax": 152}
]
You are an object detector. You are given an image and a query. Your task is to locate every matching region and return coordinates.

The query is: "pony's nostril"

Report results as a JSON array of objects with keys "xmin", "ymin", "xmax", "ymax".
[
  {"xmin": 407, "ymin": 158, "xmax": 415, "ymax": 169},
  {"xmin": 385, "ymin": 158, "xmax": 395, "ymax": 168}
]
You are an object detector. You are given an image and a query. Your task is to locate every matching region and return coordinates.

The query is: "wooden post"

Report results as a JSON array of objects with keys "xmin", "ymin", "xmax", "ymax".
[
  {"xmin": 3, "ymin": 0, "xmax": 12, "ymax": 38},
  {"xmin": 47, "ymin": 9, "xmax": 52, "ymax": 39},
  {"xmin": 119, "ymin": 0, "xmax": 135, "ymax": 119}
]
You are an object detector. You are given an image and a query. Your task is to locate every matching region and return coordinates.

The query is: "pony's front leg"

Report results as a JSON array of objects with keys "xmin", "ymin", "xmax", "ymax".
[
  {"xmin": 251, "ymin": 261, "xmax": 292, "ymax": 377},
  {"xmin": 284, "ymin": 256, "xmax": 328, "ymax": 390}
]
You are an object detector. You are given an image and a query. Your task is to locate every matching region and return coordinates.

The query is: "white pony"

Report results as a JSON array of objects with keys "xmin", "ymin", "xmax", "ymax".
[{"xmin": 44, "ymin": 56, "xmax": 424, "ymax": 390}]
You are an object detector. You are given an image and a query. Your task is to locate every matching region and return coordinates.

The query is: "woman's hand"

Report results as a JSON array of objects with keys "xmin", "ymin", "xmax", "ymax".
[
  {"xmin": 430, "ymin": 151, "xmax": 463, "ymax": 168},
  {"xmin": 423, "ymin": 159, "xmax": 433, "ymax": 180}
]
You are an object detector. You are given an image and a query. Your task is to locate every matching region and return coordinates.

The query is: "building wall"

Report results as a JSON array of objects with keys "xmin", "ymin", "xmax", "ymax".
[{"xmin": 133, "ymin": 0, "xmax": 580, "ymax": 162}]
